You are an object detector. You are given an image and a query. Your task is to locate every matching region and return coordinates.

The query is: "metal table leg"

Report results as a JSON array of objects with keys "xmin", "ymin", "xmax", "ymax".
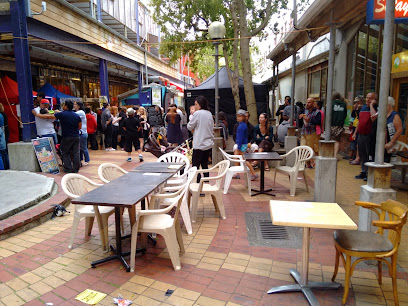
[
  {"xmin": 267, "ymin": 227, "xmax": 340, "ymax": 306},
  {"xmin": 91, "ymin": 207, "xmax": 145, "ymax": 272},
  {"xmin": 251, "ymin": 159, "xmax": 275, "ymax": 196}
]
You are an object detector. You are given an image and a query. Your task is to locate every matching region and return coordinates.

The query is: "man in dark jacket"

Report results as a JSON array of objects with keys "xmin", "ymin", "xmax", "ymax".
[{"xmin": 276, "ymin": 96, "xmax": 291, "ymax": 124}]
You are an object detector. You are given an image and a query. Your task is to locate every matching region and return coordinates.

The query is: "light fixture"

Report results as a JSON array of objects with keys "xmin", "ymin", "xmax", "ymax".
[
  {"xmin": 208, "ymin": 21, "xmax": 226, "ymax": 40},
  {"xmin": 208, "ymin": 21, "xmax": 225, "ymax": 127}
]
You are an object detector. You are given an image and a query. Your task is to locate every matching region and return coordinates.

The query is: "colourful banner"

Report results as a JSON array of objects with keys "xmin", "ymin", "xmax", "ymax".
[
  {"xmin": 32, "ymin": 138, "xmax": 60, "ymax": 174},
  {"xmin": 392, "ymin": 51, "xmax": 408, "ymax": 73},
  {"xmin": 367, "ymin": 0, "xmax": 408, "ymax": 24}
]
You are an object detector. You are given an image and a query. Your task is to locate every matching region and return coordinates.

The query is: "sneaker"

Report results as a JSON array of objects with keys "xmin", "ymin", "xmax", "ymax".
[
  {"xmin": 364, "ymin": 177, "xmax": 367, "ymax": 181},
  {"xmin": 105, "ymin": 148, "xmax": 110, "ymax": 151},
  {"xmin": 110, "ymin": 148, "xmax": 116, "ymax": 151},
  {"xmin": 232, "ymin": 174, "xmax": 240, "ymax": 179},
  {"xmin": 127, "ymin": 157, "xmax": 131, "ymax": 162},
  {"xmin": 200, "ymin": 193, "xmax": 205, "ymax": 197},
  {"xmin": 355, "ymin": 173, "xmax": 366, "ymax": 179},
  {"xmin": 251, "ymin": 174, "xmax": 259, "ymax": 181},
  {"xmin": 83, "ymin": 162, "xmax": 89, "ymax": 166},
  {"xmin": 139, "ymin": 155, "xmax": 144, "ymax": 162}
]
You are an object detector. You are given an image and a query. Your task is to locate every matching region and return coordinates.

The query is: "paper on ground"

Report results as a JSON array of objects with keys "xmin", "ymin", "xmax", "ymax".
[
  {"xmin": 143, "ymin": 173, "xmax": 161, "ymax": 176},
  {"xmin": 76, "ymin": 289, "xmax": 107, "ymax": 305}
]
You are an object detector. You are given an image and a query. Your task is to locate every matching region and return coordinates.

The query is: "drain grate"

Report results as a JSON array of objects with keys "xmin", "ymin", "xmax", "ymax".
[
  {"xmin": 245, "ymin": 212, "xmax": 302, "ymax": 248},
  {"xmin": 257, "ymin": 220, "xmax": 289, "ymax": 240}
]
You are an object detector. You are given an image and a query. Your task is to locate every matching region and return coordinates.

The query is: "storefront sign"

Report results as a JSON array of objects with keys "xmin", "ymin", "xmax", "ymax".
[
  {"xmin": 367, "ymin": 0, "xmax": 408, "ymax": 24},
  {"xmin": 391, "ymin": 51, "xmax": 408, "ymax": 73},
  {"xmin": 152, "ymin": 87, "xmax": 161, "ymax": 106}
]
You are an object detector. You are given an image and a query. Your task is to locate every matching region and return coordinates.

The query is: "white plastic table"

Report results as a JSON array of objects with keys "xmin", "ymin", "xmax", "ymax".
[{"xmin": 268, "ymin": 200, "xmax": 357, "ymax": 306}]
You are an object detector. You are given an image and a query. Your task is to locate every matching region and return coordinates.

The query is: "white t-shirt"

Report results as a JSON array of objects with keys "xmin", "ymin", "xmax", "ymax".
[
  {"xmin": 34, "ymin": 107, "xmax": 55, "ymax": 136},
  {"xmin": 76, "ymin": 110, "xmax": 87, "ymax": 134}
]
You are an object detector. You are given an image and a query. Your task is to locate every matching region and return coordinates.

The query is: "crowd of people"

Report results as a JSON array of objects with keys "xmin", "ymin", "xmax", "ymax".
[{"xmin": 1, "ymin": 88, "xmax": 403, "ymax": 179}]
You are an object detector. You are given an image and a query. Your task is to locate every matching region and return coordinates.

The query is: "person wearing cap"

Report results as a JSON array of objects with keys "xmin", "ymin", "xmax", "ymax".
[
  {"xmin": 234, "ymin": 109, "xmax": 258, "ymax": 180},
  {"xmin": 34, "ymin": 100, "xmax": 81, "ymax": 173},
  {"xmin": 122, "ymin": 108, "xmax": 143, "ymax": 162},
  {"xmin": 32, "ymin": 99, "xmax": 58, "ymax": 146}
]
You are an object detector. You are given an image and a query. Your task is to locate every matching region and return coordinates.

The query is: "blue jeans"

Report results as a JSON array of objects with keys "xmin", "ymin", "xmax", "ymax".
[
  {"xmin": 40, "ymin": 133, "xmax": 58, "ymax": 146},
  {"xmin": 79, "ymin": 133, "xmax": 90, "ymax": 163}
]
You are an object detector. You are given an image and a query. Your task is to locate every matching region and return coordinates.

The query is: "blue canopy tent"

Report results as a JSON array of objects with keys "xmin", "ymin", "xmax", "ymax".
[{"xmin": 37, "ymin": 83, "xmax": 80, "ymax": 106}]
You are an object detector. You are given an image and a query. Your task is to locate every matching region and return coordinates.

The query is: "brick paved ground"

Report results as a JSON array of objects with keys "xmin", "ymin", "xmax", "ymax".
[{"xmin": 1, "ymin": 149, "xmax": 408, "ymax": 305}]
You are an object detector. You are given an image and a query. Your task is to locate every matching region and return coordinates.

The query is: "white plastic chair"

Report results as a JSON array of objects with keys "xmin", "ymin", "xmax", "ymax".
[
  {"xmin": 61, "ymin": 173, "xmax": 115, "ymax": 251},
  {"xmin": 149, "ymin": 167, "xmax": 197, "ymax": 235},
  {"xmin": 219, "ymin": 148, "xmax": 251, "ymax": 195},
  {"xmin": 157, "ymin": 152, "xmax": 190, "ymax": 186},
  {"xmin": 390, "ymin": 141, "xmax": 408, "ymax": 183},
  {"xmin": 188, "ymin": 160, "xmax": 229, "ymax": 223},
  {"xmin": 273, "ymin": 146, "xmax": 314, "ymax": 196},
  {"xmin": 129, "ymin": 179, "xmax": 189, "ymax": 272},
  {"xmin": 98, "ymin": 163, "xmax": 135, "ymax": 234},
  {"xmin": 98, "ymin": 163, "xmax": 128, "ymax": 183}
]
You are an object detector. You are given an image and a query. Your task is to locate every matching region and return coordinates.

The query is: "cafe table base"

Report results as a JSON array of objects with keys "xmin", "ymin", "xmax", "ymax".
[
  {"xmin": 251, "ymin": 161, "xmax": 276, "ymax": 196},
  {"xmin": 267, "ymin": 228, "xmax": 340, "ymax": 306},
  {"xmin": 90, "ymin": 207, "xmax": 145, "ymax": 272}
]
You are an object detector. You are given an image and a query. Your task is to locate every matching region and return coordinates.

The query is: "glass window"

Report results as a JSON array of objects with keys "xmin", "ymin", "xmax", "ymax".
[
  {"xmin": 395, "ymin": 24, "xmax": 408, "ymax": 53},
  {"xmin": 355, "ymin": 29, "xmax": 367, "ymax": 96},
  {"xmin": 398, "ymin": 82, "xmax": 408, "ymax": 135},
  {"xmin": 365, "ymin": 24, "xmax": 380, "ymax": 95},
  {"xmin": 310, "ymin": 71, "xmax": 320, "ymax": 96}
]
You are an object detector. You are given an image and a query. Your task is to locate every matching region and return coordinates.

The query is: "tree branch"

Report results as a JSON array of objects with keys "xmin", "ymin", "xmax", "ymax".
[{"xmin": 249, "ymin": 0, "xmax": 273, "ymax": 37}]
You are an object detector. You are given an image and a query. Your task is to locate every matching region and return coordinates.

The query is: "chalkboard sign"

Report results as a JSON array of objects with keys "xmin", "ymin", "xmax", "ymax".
[
  {"xmin": 32, "ymin": 137, "xmax": 60, "ymax": 174},
  {"xmin": 147, "ymin": 106, "xmax": 163, "ymax": 127}
]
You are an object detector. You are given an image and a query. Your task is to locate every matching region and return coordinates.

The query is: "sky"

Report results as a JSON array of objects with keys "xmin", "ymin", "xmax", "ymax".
[{"xmin": 252, "ymin": 0, "xmax": 313, "ymax": 83}]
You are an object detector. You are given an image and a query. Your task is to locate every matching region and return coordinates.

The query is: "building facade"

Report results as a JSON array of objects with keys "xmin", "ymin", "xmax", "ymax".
[{"xmin": 266, "ymin": 0, "xmax": 408, "ymax": 143}]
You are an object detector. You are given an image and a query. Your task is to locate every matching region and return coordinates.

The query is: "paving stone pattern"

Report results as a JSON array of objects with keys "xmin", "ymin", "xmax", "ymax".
[{"xmin": 0, "ymin": 149, "xmax": 408, "ymax": 305}]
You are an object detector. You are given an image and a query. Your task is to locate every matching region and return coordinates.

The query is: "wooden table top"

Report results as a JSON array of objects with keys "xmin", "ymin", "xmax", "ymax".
[
  {"xmin": 244, "ymin": 152, "xmax": 282, "ymax": 161},
  {"xmin": 130, "ymin": 162, "xmax": 185, "ymax": 173},
  {"xmin": 72, "ymin": 172, "xmax": 174, "ymax": 207},
  {"xmin": 269, "ymin": 200, "xmax": 357, "ymax": 230}
]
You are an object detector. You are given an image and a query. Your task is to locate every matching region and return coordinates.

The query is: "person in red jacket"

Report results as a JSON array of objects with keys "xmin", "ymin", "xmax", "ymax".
[{"xmin": 85, "ymin": 107, "xmax": 98, "ymax": 150}]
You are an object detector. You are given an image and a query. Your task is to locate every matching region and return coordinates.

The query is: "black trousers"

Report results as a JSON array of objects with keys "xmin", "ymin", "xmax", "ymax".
[
  {"xmin": 104, "ymin": 124, "xmax": 113, "ymax": 148},
  {"xmin": 88, "ymin": 133, "xmax": 98, "ymax": 150},
  {"xmin": 60, "ymin": 136, "xmax": 80, "ymax": 173},
  {"xmin": 192, "ymin": 148, "xmax": 211, "ymax": 183},
  {"xmin": 357, "ymin": 134, "xmax": 372, "ymax": 174}
]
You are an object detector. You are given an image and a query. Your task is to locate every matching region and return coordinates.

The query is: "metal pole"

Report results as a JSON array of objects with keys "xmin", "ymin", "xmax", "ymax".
[
  {"xmin": 324, "ymin": 9, "xmax": 336, "ymax": 141},
  {"xmin": 290, "ymin": 0, "xmax": 297, "ymax": 126},
  {"xmin": 375, "ymin": 0, "xmax": 395, "ymax": 164},
  {"xmin": 214, "ymin": 42, "xmax": 219, "ymax": 127},
  {"xmin": 272, "ymin": 65, "xmax": 276, "ymax": 119},
  {"xmin": 144, "ymin": 51, "xmax": 148, "ymax": 85}
]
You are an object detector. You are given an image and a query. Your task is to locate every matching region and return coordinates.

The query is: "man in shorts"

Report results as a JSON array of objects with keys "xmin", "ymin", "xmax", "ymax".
[
  {"xmin": 123, "ymin": 108, "xmax": 143, "ymax": 162},
  {"xmin": 299, "ymin": 98, "xmax": 321, "ymax": 168},
  {"xmin": 330, "ymin": 92, "xmax": 348, "ymax": 158}
]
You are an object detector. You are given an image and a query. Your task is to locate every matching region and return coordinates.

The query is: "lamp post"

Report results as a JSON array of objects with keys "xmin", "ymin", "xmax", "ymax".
[{"xmin": 208, "ymin": 21, "xmax": 226, "ymax": 127}]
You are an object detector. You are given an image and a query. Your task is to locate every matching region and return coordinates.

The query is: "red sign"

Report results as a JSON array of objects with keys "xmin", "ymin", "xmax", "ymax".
[{"xmin": 373, "ymin": 0, "xmax": 408, "ymax": 19}]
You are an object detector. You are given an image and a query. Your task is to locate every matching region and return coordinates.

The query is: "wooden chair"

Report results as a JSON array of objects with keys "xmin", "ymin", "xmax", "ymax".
[
  {"xmin": 332, "ymin": 199, "xmax": 408, "ymax": 305},
  {"xmin": 219, "ymin": 148, "xmax": 251, "ymax": 195},
  {"xmin": 61, "ymin": 173, "xmax": 115, "ymax": 251},
  {"xmin": 188, "ymin": 160, "xmax": 229, "ymax": 223},
  {"xmin": 273, "ymin": 145, "xmax": 314, "ymax": 196}
]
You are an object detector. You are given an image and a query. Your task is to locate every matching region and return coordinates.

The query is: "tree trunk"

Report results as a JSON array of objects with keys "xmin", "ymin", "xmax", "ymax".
[
  {"xmin": 236, "ymin": 0, "xmax": 258, "ymax": 126},
  {"xmin": 239, "ymin": 37, "xmax": 258, "ymax": 126}
]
